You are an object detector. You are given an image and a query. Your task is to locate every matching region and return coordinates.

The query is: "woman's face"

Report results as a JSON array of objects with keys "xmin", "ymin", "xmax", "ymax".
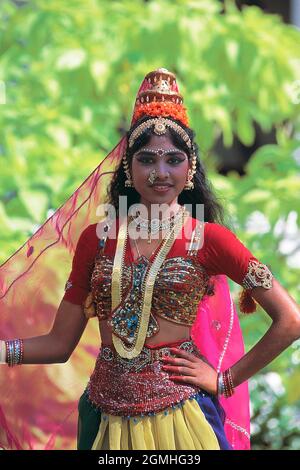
[{"xmin": 130, "ymin": 131, "xmax": 191, "ymax": 209}]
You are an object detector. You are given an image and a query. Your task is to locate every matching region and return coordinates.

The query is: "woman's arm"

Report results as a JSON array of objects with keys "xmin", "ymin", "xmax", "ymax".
[
  {"xmin": 230, "ymin": 278, "xmax": 300, "ymax": 388},
  {"xmin": 2, "ymin": 300, "xmax": 88, "ymax": 365},
  {"xmin": 1, "ymin": 224, "xmax": 100, "ymax": 366},
  {"xmin": 163, "ymin": 225, "xmax": 300, "ymax": 393},
  {"xmin": 161, "ymin": 278, "xmax": 300, "ymax": 395}
]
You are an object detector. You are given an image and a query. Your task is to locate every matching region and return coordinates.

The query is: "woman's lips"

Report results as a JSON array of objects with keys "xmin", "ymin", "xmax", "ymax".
[{"xmin": 151, "ymin": 185, "xmax": 173, "ymax": 192}]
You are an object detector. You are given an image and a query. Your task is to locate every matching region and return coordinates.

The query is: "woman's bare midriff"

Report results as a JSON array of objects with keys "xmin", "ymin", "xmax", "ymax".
[{"xmin": 99, "ymin": 316, "xmax": 191, "ymax": 347}]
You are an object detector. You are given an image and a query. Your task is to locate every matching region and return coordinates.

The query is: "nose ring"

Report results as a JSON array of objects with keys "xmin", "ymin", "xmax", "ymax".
[{"xmin": 148, "ymin": 170, "xmax": 157, "ymax": 184}]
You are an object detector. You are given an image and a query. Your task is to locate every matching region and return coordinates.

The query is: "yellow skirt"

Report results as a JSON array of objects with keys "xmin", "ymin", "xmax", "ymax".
[{"xmin": 91, "ymin": 397, "xmax": 220, "ymax": 450}]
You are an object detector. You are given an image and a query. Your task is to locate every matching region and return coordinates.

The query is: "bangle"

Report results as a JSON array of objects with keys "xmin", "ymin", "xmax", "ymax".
[
  {"xmin": 20, "ymin": 339, "xmax": 24, "ymax": 364},
  {"xmin": 5, "ymin": 339, "xmax": 24, "ymax": 367},
  {"xmin": 217, "ymin": 372, "xmax": 225, "ymax": 396},
  {"xmin": 0, "ymin": 340, "xmax": 6, "ymax": 364},
  {"xmin": 217, "ymin": 368, "xmax": 235, "ymax": 398},
  {"xmin": 6, "ymin": 341, "xmax": 12, "ymax": 367},
  {"xmin": 223, "ymin": 368, "xmax": 235, "ymax": 398}
]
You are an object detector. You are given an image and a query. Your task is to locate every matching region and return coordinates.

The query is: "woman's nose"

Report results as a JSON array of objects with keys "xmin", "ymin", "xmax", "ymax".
[{"xmin": 154, "ymin": 162, "xmax": 170, "ymax": 179}]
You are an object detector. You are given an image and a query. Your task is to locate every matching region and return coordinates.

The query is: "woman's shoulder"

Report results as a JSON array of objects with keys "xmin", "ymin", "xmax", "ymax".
[
  {"xmin": 79, "ymin": 218, "xmax": 119, "ymax": 248},
  {"xmin": 190, "ymin": 219, "xmax": 233, "ymax": 236},
  {"xmin": 188, "ymin": 220, "xmax": 239, "ymax": 253},
  {"xmin": 80, "ymin": 219, "xmax": 114, "ymax": 237},
  {"xmin": 79, "ymin": 222, "xmax": 98, "ymax": 240},
  {"xmin": 77, "ymin": 223, "xmax": 100, "ymax": 254},
  {"xmin": 203, "ymin": 221, "xmax": 237, "ymax": 240}
]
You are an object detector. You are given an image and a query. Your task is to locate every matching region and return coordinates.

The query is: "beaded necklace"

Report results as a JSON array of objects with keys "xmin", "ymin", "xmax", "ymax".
[{"xmin": 130, "ymin": 207, "xmax": 184, "ymax": 243}]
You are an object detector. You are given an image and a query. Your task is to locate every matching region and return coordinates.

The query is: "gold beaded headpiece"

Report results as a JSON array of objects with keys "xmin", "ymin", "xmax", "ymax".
[
  {"xmin": 123, "ymin": 68, "xmax": 197, "ymax": 190},
  {"xmin": 128, "ymin": 117, "xmax": 193, "ymax": 149}
]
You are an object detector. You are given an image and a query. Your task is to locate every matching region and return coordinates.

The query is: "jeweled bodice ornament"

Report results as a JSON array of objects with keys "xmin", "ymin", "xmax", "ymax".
[
  {"xmin": 90, "ymin": 252, "xmax": 210, "ymax": 338},
  {"xmin": 108, "ymin": 256, "xmax": 159, "ymax": 344}
]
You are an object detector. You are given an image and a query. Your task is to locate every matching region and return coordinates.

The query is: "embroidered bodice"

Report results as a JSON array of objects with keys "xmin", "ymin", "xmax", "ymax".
[
  {"xmin": 90, "ymin": 251, "xmax": 210, "ymax": 342},
  {"xmin": 63, "ymin": 216, "xmax": 273, "ymax": 340}
]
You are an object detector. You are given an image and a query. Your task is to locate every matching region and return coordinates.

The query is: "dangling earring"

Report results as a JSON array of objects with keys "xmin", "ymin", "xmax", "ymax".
[
  {"xmin": 184, "ymin": 168, "xmax": 194, "ymax": 190},
  {"xmin": 122, "ymin": 152, "xmax": 133, "ymax": 188},
  {"xmin": 184, "ymin": 145, "xmax": 197, "ymax": 190}
]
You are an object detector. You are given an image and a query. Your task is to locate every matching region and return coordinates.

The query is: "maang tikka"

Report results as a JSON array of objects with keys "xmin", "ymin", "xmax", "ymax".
[{"xmin": 122, "ymin": 69, "xmax": 197, "ymax": 190}]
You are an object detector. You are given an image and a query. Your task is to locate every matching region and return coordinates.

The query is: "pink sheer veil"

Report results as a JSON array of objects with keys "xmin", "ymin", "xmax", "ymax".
[
  {"xmin": 0, "ymin": 136, "xmax": 127, "ymax": 450},
  {"xmin": 0, "ymin": 68, "xmax": 250, "ymax": 450}
]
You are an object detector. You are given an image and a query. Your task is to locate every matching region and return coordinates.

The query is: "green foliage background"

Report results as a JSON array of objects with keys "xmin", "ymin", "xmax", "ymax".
[{"xmin": 0, "ymin": 0, "xmax": 300, "ymax": 449}]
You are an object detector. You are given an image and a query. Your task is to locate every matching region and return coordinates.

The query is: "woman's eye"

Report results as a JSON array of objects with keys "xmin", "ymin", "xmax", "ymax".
[
  {"xmin": 138, "ymin": 158, "xmax": 183, "ymax": 165},
  {"xmin": 139, "ymin": 159, "xmax": 153, "ymax": 164}
]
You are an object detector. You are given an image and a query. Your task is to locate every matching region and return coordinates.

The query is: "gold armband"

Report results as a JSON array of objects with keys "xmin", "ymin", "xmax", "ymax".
[{"xmin": 239, "ymin": 260, "xmax": 273, "ymax": 314}]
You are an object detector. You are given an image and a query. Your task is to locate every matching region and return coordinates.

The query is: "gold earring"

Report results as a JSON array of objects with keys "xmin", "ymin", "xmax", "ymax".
[
  {"xmin": 184, "ymin": 169, "xmax": 194, "ymax": 190},
  {"xmin": 122, "ymin": 152, "xmax": 133, "ymax": 188},
  {"xmin": 184, "ymin": 148, "xmax": 197, "ymax": 190}
]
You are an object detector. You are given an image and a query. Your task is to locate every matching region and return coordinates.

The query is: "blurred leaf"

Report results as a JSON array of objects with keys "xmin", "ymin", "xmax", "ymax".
[{"xmin": 19, "ymin": 189, "xmax": 49, "ymax": 223}]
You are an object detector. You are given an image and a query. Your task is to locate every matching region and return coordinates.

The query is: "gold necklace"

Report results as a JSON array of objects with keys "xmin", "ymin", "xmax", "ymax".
[
  {"xmin": 133, "ymin": 237, "xmax": 142, "ymax": 258},
  {"xmin": 129, "ymin": 206, "xmax": 184, "ymax": 243},
  {"xmin": 112, "ymin": 206, "xmax": 189, "ymax": 359},
  {"xmin": 132, "ymin": 232, "xmax": 163, "ymax": 261}
]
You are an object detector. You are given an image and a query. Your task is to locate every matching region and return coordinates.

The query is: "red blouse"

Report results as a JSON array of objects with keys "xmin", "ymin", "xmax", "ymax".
[{"xmin": 62, "ymin": 218, "xmax": 272, "ymax": 319}]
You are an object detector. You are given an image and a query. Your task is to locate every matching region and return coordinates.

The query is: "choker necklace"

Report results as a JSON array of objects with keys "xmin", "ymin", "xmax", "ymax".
[{"xmin": 128, "ymin": 205, "xmax": 186, "ymax": 244}]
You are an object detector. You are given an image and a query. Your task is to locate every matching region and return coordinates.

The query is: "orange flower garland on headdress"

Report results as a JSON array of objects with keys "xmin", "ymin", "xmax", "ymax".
[
  {"xmin": 132, "ymin": 102, "xmax": 189, "ymax": 128},
  {"xmin": 130, "ymin": 68, "xmax": 190, "ymax": 128}
]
